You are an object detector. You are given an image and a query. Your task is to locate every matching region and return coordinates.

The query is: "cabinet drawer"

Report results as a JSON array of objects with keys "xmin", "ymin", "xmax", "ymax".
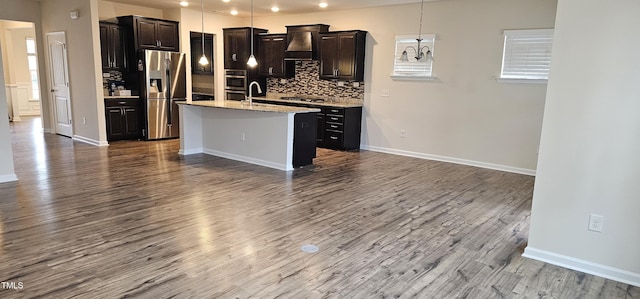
[
  {"xmin": 326, "ymin": 115, "xmax": 343, "ymax": 124},
  {"xmin": 324, "ymin": 131, "xmax": 343, "ymax": 148},
  {"xmin": 326, "ymin": 108, "xmax": 344, "ymax": 116},
  {"xmin": 326, "ymin": 123, "xmax": 343, "ymax": 132}
]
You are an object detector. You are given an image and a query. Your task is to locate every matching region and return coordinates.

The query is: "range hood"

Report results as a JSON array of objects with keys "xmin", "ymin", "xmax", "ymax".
[
  {"xmin": 285, "ymin": 31, "xmax": 313, "ymax": 60},
  {"xmin": 284, "ymin": 24, "xmax": 330, "ymax": 61}
]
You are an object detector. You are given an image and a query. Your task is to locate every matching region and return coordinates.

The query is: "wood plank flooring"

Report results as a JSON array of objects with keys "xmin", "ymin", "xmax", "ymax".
[{"xmin": 0, "ymin": 117, "xmax": 638, "ymax": 298}]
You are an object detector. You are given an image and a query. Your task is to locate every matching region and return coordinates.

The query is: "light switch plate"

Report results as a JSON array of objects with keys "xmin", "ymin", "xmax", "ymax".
[
  {"xmin": 337, "ymin": 81, "xmax": 345, "ymax": 87},
  {"xmin": 102, "ymin": 73, "xmax": 110, "ymax": 78}
]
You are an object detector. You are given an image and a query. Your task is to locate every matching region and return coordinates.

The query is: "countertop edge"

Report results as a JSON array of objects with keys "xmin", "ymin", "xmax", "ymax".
[
  {"xmin": 177, "ymin": 101, "xmax": 321, "ymax": 114},
  {"xmin": 104, "ymin": 96, "xmax": 140, "ymax": 99},
  {"xmin": 252, "ymin": 97, "xmax": 364, "ymax": 108}
]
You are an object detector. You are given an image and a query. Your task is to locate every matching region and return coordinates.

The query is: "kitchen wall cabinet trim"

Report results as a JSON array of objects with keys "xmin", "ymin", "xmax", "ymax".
[
  {"xmin": 99, "ymin": 22, "xmax": 126, "ymax": 71},
  {"xmin": 223, "ymin": 27, "xmax": 268, "ymax": 70},
  {"xmin": 118, "ymin": 16, "xmax": 180, "ymax": 52},
  {"xmin": 319, "ymin": 30, "xmax": 367, "ymax": 82},
  {"xmin": 258, "ymin": 33, "xmax": 294, "ymax": 78},
  {"xmin": 190, "ymin": 31, "xmax": 214, "ymax": 75}
]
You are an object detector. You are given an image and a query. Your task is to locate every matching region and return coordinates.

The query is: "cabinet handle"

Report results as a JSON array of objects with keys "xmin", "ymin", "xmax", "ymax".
[
  {"xmin": 232, "ymin": 53, "xmax": 237, "ymax": 61},
  {"xmin": 330, "ymin": 117, "xmax": 339, "ymax": 121},
  {"xmin": 330, "ymin": 136, "xmax": 338, "ymax": 140},
  {"xmin": 269, "ymin": 67, "xmax": 273, "ymax": 75},
  {"xmin": 330, "ymin": 109, "xmax": 339, "ymax": 113},
  {"xmin": 330, "ymin": 125, "xmax": 338, "ymax": 129},
  {"xmin": 118, "ymin": 101, "xmax": 127, "ymax": 104}
]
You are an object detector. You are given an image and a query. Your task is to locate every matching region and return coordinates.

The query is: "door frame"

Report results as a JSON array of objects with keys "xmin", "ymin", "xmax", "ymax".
[{"xmin": 45, "ymin": 31, "xmax": 73, "ymax": 137}]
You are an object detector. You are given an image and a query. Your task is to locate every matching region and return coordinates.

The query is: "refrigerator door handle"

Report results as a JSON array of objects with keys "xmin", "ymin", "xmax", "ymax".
[{"xmin": 165, "ymin": 56, "xmax": 172, "ymax": 126}]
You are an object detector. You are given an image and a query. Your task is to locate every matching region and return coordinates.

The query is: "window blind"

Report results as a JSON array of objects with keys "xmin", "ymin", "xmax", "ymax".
[
  {"xmin": 393, "ymin": 34, "xmax": 434, "ymax": 77},
  {"xmin": 500, "ymin": 29, "xmax": 554, "ymax": 80}
]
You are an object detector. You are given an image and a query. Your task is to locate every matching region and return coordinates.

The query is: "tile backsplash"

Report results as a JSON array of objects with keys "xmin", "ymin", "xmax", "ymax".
[
  {"xmin": 267, "ymin": 61, "xmax": 364, "ymax": 100},
  {"xmin": 102, "ymin": 70, "xmax": 123, "ymax": 94}
]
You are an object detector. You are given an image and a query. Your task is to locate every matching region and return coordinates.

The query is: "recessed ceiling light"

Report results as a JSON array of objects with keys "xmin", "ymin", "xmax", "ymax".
[
  {"xmin": 271, "ymin": 6, "xmax": 280, "ymax": 12},
  {"xmin": 319, "ymin": 2, "xmax": 328, "ymax": 8},
  {"xmin": 230, "ymin": 9, "xmax": 238, "ymax": 15},
  {"xmin": 222, "ymin": 0, "xmax": 230, "ymax": 2},
  {"xmin": 179, "ymin": 1, "xmax": 189, "ymax": 7}
]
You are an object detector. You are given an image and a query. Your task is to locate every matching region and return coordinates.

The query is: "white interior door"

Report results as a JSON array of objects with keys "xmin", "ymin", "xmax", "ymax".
[{"xmin": 46, "ymin": 32, "xmax": 73, "ymax": 137}]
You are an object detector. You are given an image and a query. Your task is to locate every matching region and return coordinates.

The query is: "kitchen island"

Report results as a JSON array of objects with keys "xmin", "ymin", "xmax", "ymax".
[{"xmin": 177, "ymin": 100, "xmax": 320, "ymax": 171}]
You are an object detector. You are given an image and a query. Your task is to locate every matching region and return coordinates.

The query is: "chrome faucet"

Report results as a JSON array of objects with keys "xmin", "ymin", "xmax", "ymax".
[{"xmin": 247, "ymin": 81, "xmax": 262, "ymax": 105}]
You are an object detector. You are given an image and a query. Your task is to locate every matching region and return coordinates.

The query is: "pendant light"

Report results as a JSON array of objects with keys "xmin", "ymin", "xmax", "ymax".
[
  {"xmin": 399, "ymin": 0, "xmax": 433, "ymax": 62},
  {"xmin": 246, "ymin": 0, "xmax": 258, "ymax": 67},
  {"xmin": 198, "ymin": 0, "xmax": 209, "ymax": 66}
]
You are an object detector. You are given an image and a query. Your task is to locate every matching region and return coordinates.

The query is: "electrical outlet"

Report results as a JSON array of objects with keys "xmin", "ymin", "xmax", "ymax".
[
  {"xmin": 352, "ymin": 82, "xmax": 360, "ymax": 87},
  {"xmin": 102, "ymin": 73, "xmax": 110, "ymax": 78},
  {"xmin": 82, "ymin": 117, "xmax": 86, "ymax": 125},
  {"xmin": 337, "ymin": 81, "xmax": 345, "ymax": 87},
  {"xmin": 588, "ymin": 214, "xmax": 604, "ymax": 232},
  {"xmin": 280, "ymin": 79, "xmax": 287, "ymax": 84},
  {"xmin": 241, "ymin": 132, "xmax": 246, "ymax": 142},
  {"xmin": 400, "ymin": 130, "xmax": 407, "ymax": 138}
]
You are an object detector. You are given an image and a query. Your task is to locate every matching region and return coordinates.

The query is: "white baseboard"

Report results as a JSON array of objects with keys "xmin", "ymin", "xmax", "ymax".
[
  {"xmin": 0, "ymin": 174, "xmax": 18, "ymax": 183},
  {"xmin": 43, "ymin": 128, "xmax": 54, "ymax": 134},
  {"xmin": 203, "ymin": 148, "xmax": 291, "ymax": 171},
  {"xmin": 178, "ymin": 148, "xmax": 203, "ymax": 156},
  {"xmin": 360, "ymin": 145, "xmax": 536, "ymax": 176},
  {"xmin": 523, "ymin": 247, "xmax": 640, "ymax": 287},
  {"xmin": 72, "ymin": 135, "xmax": 109, "ymax": 147}
]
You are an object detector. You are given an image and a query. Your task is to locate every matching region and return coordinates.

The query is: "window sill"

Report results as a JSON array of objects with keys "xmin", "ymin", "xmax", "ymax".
[
  {"xmin": 391, "ymin": 75, "xmax": 438, "ymax": 81},
  {"xmin": 496, "ymin": 78, "xmax": 548, "ymax": 84}
]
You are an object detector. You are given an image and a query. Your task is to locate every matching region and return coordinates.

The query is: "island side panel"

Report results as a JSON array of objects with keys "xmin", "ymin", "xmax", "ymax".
[
  {"xmin": 200, "ymin": 108, "xmax": 293, "ymax": 171},
  {"xmin": 178, "ymin": 104, "xmax": 204, "ymax": 155}
]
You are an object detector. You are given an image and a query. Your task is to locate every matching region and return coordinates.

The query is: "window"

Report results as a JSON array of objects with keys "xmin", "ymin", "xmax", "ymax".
[
  {"xmin": 500, "ymin": 29, "xmax": 554, "ymax": 81},
  {"xmin": 26, "ymin": 38, "xmax": 40, "ymax": 100},
  {"xmin": 392, "ymin": 34, "xmax": 435, "ymax": 79}
]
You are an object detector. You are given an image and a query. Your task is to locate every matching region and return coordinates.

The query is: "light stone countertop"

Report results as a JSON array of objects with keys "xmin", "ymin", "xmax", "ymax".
[
  {"xmin": 252, "ymin": 97, "xmax": 363, "ymax": 108},
  {"xmin": 177, "ymin": 100, "xmax": 321, "ymax": 114}
]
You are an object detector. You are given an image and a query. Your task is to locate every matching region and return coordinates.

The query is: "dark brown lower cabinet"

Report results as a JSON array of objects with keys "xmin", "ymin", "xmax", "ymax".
[
  {"xmin": 254, "ymin": 100, "xmax": 362, "ymax": 151},
  {"xmin": 105, "ymin": 99, "xmax": 141, "ymax": 141}
]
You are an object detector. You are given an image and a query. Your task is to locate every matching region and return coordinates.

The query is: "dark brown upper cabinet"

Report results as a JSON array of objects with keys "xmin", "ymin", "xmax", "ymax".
[
  {"xmin": 99, "ymin": 22, "xmax": 126, "ymax": 70},
  {"xmin": 223, "ymin": 27, "xmax": 268, "ymax": 70},
  {"xmin": 258, "ymin": 34, "xmax": 294, "ymax": 78},
  {"xmin": 118, "ymin": 16, "xmax": 180, "ymax": 52},
  {"xmin": 190, "ymin": 32, "xmax": 214, "ymax": 75},
  {"xmin": 319, "ymin": 30, "xmax": 367, "ymax": 81}
]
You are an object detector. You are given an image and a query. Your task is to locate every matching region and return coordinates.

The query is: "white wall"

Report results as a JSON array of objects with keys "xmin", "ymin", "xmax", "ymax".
[
  {"xmin": 98, "ymin": 0, "xmax": 164, "ymax": 20},
  {"xmin": 0, "ymin": 0, "xmax": 44, "ymax": 182},
  {"xmin": 251, "ymin": 0, "xmax": 556, "ymax": 174},
  {"xmin": 41, "ymin": 0, "xmax": 106, "ymax": 145},
  {"xmin": 525, "ymin": 0, "xmax": 640, "ymax": 286}
]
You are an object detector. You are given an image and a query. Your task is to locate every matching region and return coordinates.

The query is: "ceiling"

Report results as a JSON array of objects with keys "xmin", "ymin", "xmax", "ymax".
[{"xmin": 104, "ymin": 0, "xmax": 434, "ymax": 18}]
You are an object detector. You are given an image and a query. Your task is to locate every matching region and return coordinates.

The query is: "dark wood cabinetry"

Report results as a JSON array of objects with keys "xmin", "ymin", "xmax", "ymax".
[
  {"xmin": 258, "ymin": 34, "xmax": 294, "ymax": 78},
  {"xmin": 319, "ymin": 31, "xmax": 367, "ymax": 81},
  {"xmin": 223, "ymin": 27, "xmax": 267, "ymax": 70},
  {"xmin": 118, "ymin": 16, "xmax": 180, "ymax": 52},
  {"xmin": 99, "ymin": 22, "xmax": 126, "ymax": 70},
  {"xmin": 322, "ymin": 107, "xmax": 362, "ymax": 150},
  {"xmin": 253, "ymin": 100, "xmax": 362, "ymax": 150},
  {"xmin": 190, "ymin": 32, "xmax": 214, "ymax": 74},
  {"xmin": 105, "ymin": 99, "xmax": 141, "ymax": 141}
]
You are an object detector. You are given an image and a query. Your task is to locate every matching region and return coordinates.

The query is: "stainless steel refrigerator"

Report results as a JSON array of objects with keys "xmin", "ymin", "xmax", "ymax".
[{"xmin": 141, "ymin": 50, "xmax": 186, "ymax": 140}]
